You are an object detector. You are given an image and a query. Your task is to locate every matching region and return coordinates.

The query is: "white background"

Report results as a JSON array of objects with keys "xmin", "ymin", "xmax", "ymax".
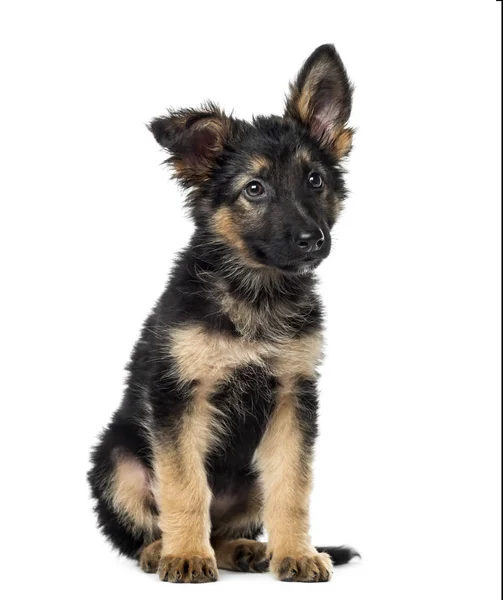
[{"xmin": 0, "ymin": 1, "xmax": 501, "ymax": 598}]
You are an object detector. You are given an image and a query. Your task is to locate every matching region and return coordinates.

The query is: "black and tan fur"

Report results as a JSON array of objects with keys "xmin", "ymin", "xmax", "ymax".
[{"xmin": 88, "ymin": 44, "xmax": 359, "ymax": 583}]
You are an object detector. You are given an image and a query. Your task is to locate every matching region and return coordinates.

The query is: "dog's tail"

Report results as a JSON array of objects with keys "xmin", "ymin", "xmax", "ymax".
[{"xmin": 316, "ymin": 546, "xmax": 361, "ymax": 566}]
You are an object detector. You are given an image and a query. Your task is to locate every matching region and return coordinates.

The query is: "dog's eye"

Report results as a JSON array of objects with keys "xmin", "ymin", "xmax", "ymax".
[
  {"xmin": 308, "ymin": 172, "xmax": 324, "ymax": 189},
  {"xmin": 244, "ymin": 180, "xmax": 266, "ymax": 199}
]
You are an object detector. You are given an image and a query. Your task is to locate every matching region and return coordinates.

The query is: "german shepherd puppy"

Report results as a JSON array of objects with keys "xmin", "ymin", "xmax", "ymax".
[{"xmin": 88, "ymin": 44, "xmax": 359, "ymax": 583}]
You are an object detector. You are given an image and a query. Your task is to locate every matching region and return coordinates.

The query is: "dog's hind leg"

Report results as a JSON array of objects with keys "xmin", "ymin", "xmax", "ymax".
[{"xmin": 88, "ymin": 426, "xmax": 160, "ymax": 558}]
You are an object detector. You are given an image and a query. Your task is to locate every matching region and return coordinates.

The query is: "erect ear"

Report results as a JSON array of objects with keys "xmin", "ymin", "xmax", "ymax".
[
  {"xmin": 285, "ymin": 44, "xmax": 354, "ymax": 159},
  {"xmin": 149, "ymin": 102, "xmax": 231, "ymax": 186}
]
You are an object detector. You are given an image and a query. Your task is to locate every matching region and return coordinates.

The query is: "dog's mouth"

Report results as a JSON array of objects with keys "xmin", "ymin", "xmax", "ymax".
[
  {"xmin": 247, "ymin": 242, "xmax": 328, "ymax": 274},
  {"xmin": 277, "ymin": 256, "xmax": 323, "ymax": 274}
]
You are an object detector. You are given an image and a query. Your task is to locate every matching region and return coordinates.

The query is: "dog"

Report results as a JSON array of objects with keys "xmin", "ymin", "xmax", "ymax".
[{"xmin": 88, "ymin": 43, "xmax": 359, "ymax": 583}]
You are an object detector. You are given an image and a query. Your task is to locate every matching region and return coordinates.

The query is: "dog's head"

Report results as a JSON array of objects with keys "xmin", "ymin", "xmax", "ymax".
[{"xmin": 150, "ymin": 44, "xmax": 353, "ymax": 275}]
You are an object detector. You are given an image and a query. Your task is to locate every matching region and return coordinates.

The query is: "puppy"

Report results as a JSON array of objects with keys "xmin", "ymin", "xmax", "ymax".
[{"xmin": 88, "ymin": 44, "xmax": 359, "ymax": 583}]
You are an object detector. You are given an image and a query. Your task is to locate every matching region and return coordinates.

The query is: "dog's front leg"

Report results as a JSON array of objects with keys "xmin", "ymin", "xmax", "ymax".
[
  {"xmin": 255, "ymin": 380, "xmax": 333, "ymax": 582},
  {"xmin": 154, "ymin": 396, "xmax": 218, "ymax": 583}
]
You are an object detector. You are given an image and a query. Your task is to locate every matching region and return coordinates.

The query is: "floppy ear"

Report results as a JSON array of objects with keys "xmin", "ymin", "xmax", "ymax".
[
  {"xmin": 149, "ymin": 103, "xmax": 231, "ymax": 187},
  {"xmin": 285, "ymin": 44, "xmax": 354, "ymax": 159}
]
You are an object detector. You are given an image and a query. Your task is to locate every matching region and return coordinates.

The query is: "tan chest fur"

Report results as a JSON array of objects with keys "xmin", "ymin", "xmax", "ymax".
[{"xmin": 167, "ymin": 324, "xmax": 323, "ymax": 390}]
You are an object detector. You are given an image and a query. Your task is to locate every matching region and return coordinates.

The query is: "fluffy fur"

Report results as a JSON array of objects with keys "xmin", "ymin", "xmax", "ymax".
[{"xmin": 88, "ymin": 43, "xmax": 359, "ymax": 583}]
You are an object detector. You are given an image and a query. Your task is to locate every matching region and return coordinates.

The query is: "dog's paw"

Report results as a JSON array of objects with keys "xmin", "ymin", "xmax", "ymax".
[
  {"xmin": 139, "ymin": 539, "xmax": 162, "ymax": 573},
  {"xmin": 158, "ymin": 554, "xmax": 219, "ymax": 583},
  {"xmin": 231, "ymin": 540, "xmax": 270, "ymax": 573},
  {"xmin": 272, "ymin": 552, "xmax": 333, "ymax": 582}
]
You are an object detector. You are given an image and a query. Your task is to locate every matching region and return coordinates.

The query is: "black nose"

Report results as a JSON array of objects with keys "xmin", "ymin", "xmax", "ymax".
[{"xmin": 294, "ymin": 229, "xmax": 325, "ymax": 253}]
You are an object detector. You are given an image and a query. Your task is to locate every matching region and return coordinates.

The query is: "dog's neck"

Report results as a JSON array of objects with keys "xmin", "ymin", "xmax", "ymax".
[{"xmin": 189, "ymin": 230, "xmax": 321, "ymax": 341}]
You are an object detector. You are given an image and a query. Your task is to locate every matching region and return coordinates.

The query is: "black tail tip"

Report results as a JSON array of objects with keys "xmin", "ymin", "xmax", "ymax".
[{"xmin": 316, "ymin": 546, "xmax": 361, "ymax": 566}]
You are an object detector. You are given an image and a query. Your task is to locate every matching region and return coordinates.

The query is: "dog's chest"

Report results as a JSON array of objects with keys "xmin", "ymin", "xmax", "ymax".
[
  {"xmin": 167, "ymin": 323, "xmax": 323, "ymax": 480},
  {"xmin": 207, "ymin": 361, "xmax": 277, "ymax": 482},
  {"xmin": 168, "ymin": 323, "xmax": 323, "ymax": 386}
]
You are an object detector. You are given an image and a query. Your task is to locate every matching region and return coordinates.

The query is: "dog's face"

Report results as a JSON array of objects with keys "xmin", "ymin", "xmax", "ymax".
[{"xmin": 150, "ymin": 44, "xmax": 353, "ymax": 274}]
